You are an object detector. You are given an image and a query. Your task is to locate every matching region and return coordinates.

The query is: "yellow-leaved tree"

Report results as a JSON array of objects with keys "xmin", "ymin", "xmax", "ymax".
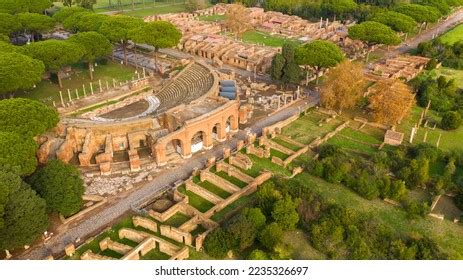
[
  {"xmin": 320, "ymin": 60, "xmax": 367, "ymax": 113},
  {"xmin": 368, "ymin": 78, "xmax": 415, "ymax": 125}
]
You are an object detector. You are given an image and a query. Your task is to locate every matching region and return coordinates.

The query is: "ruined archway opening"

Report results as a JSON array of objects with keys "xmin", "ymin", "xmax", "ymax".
[{"xmin": 191, "ymin": 131, "xmax": 205, "ymax": 153}]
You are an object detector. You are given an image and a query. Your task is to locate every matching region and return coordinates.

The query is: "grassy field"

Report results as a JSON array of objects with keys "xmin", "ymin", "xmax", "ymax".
[
  {"xmin": 438, "ymin": 23, "xmax": 463, "ymax": 45},
  {"xmin": 280, "ymin": 111, "xmax": 344, "ymax": 145},
  {"xmin": 198, "ymin": 180, "xmax": 232, "ymax": 199},
  {"xmin": 120, "ymin": 4, "xmax": 187, "ymax": 17},
  {"xmin": 282, "ymin": 230, "xmax": 325, "ymax": 260},
  {"xmin": 397, "ymin": 106, "xmax": 463, "ymax": 153},
  {"xmin": 164, "ymin": 212, "xmax": 191, "ymax": 227},
  {"xmin": 177, "ymin": 185, "xmax": 215, "ymax": 213},
  {"xmin": 431, "ymin": 67, "xmax": 463, "ymax": 88},
  {"xmin": 214, "ymin": 171, "xmax": 248, "ymax": 188},
  {"xmin": 241, "ymin": 31, "xmax": 300, "ymax": 47},
  {"xmin": 272, "ymin": 137, "xmax": 301, "ymax": 152},
  {"xmin": 16, "ymin": 61, "xmax": 136, "ymax": 106},
  {"xmin": 198, "ymin": 14, "xmax": 225, "ymax": 22}
]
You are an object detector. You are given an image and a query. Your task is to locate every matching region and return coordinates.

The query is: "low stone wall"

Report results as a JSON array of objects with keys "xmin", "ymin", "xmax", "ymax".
[
  {"xmin": 81, "ymin": 250, "xmax": 115, "ymax": 260},
  {"xmin": 271, "ymin": 156, "xmax": 285, "ymax": 166},
  {"xmin": 277, "ymin": 135, "xmax": 305, "ymax": 148},
  {"xmin": 159, "ymin": 225, "xmax": 193, "ymax": 245},
  {"xmin": 119, "ymin": 228, "xmax": 150, "ymax": 243},
  {"xmin": 122, "ymin": 237, "xmax": 157, "ymax": 260},
  {"xmin": 263, "ymin": 114, "xmax": 299, "ymax": 136},
  {"xmin": 262, "ymin": 137, "xmax": 294, "ymax": 155},
  {"xmin": 200, "ymin": 170, "xmax": 240, "ymax": 193},
  {"xmin": 353, "ymin": 117, "xmax": 388, "ymax": 130},
  {"xmin": 309, "ymin": 121, "xmax": 349, "ymax": 148},
  {"xmin": 245, "ymin": 144, "xmax": 270, "ymax": 158},
  {"xmin": 186, "ymin": 179, "xmax": 223, "ymax": 204},
  {"xmin": 283, "ymin": 146, "xmax": 308, "ymax": 167},
  {"xmin": 149, "ymin": 198, "xmax": 187, "ymax": 222},
  {"xmin": 132, "ymin": 216, "xmax": 158, "ymax": 233},
  {"xmin": 216, "ymin": 162, "xmax": 254, "ymax": 183},
  {"xmin": 99, "ymin": 237, "xmax": 132, "ymax": 255},
  {"xmin": 203, "ymin": 171, "xmax": 272, "ymax": 219},
  {"xmin": 169, "ymin": 246, "xmax": 189, "ymax": 260},
  {"xmin": 229, "ymin": 153, "xmax": 252, "ymax": 170}
]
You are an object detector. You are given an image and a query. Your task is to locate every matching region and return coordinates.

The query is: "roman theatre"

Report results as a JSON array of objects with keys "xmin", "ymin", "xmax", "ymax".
[{"xmin": 38, "ymin": 61, "xmax": 252, "ymax": 174}]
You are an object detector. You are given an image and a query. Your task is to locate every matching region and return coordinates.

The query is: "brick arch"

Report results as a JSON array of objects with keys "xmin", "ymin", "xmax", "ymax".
[
  {"xmin": 225, "ymin": 113, "xmax": 239, "ymax": 132},
  {"xmin": 152, "ymin": 100, "xmax": 240, "ymax": 166},
  {"xmin": 211, "ymin": 122, "xmax": 226, "ymax": 142}
]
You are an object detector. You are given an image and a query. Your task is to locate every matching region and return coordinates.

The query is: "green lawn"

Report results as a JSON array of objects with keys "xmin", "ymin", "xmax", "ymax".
[
  {"xmin": 198, "ymin": 14, "xmax": 225, "ymax": 22},
  {"xmin": 270, "ymin": 148, "xmax": 290, "ymax": 160},
  {"xmin": 438, "ymin": 23, "xmax": 463, "ymax": 45},
  {"xmin": 16, "ymin": 61, "xmax": 136, "ymax": 106},
  {"xmin": 240, "ymin": 31, "xmax": 300, "ymax": 47},
  {"xmin": 215, "ymin": 171, "xmax": 248, "ymax": 188},
  {"xmin": 291, "ymin": 172, "xmax": 463, "ymax": 259},
  {"xmin": 280, "ymin": 111, "xmax": 344, "ymax": 145},
  {"xmin": 431, "ymin": 67, "xmax": 463, "ymax": 88},
  {"xmin": 197, "ymin": 179, "xmax": 232, "ymax": 199},
  {"xmin": 164, "ymin": 212, "xmax": 191, "ymax": 227},
  {"xmin": 397, "ymin": 106, "xmax": 463, "ymax": 153},
  {"xmin": 210, "ymin": 194, "xmax": 255, "ymax": 222},
  {"xmin": 120, "ymin": 4, "xmax": 187, "ymax": 17},
  {"xmin": 282, "ymin": 230, "xmax": 325, "ymax": 260},
  {"xmin": 272, "ymin": 137, "xmax": 302, "ymax": 152},
  {"xmin": 326, "ymin": 134, "xmax": 379, "ymax": 156},
  {"xmin": 178, "ymin": 185, "xmax": 215, "ymax": 213}
]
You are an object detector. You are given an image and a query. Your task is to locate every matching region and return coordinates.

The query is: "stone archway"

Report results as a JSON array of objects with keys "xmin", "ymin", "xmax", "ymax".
[
  {"xmin": 190, "ymin": 131, "xmax": 205, "ymax": 154},
  {"xmin": 226, "ymin": 114, "xmax": 239, "ymax": 132},
  {"xmin": 212, "ymin": 122, "xmax": 226, "ymax": 142}
]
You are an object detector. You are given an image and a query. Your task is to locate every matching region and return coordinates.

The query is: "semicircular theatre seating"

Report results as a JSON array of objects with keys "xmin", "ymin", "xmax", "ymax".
[{"xmin": 155, "ymin": 63, "xmax": 215, "ymax": 112}]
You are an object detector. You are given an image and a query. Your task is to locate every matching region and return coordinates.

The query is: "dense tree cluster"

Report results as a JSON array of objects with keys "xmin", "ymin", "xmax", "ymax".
[
  {"xmin": 369, "ymin": 10, "xmax": 417, "ymax": 33},
  {"xmin": 270, "ymin": 43, "xmax": 302, "ymax": 85},
  {"xmin": 411, "ymin": 73, "xmax": 463, "ymax": 130},
  {"xmin": 348, "ymin": 21, "xmax": 401, "ymax": 45},
  {"xmin": 204, "ymin": 181, "xmax": 300, "ymax": 259},
  {"xmin": 417, "ymin": 40, "xmax": 463, "ymax": 70}
]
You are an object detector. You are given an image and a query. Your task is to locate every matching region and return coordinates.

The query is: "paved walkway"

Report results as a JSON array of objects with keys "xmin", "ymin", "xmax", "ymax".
[{"xmin": 18, "ymin": 96, "xmax": 317, "ymax": 260}]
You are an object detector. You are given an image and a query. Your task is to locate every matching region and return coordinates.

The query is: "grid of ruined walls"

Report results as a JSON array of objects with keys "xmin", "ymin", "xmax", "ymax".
[
  {"xmin": 159, "ymin": 225, "xmax": 193, "ymax": 245},
  {"xmin": 185, "ymin": 179, "xmax": 223, "ymax": 204},
  {"xmin": 199, "ymin": 170, "xmax": 241, "ymax": 193},
  {"xmin": 132, "ymin": 216, "xmax": 158, "ymax": 233},
  {"xmin": 215, "ymin": 162, "xmax": 254, "ymax": 184}
]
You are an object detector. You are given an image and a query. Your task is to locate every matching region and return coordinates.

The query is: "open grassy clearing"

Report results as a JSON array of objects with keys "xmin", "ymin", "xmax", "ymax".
[
  {"xmin": 240, "ymin": 30, "xmax": 301, "ymax": 47},
  {"xmin": 16, "ymin": 61, "xmax": 136, "ymax": 106},
  {"xmin": 270, "ymin": 148, "xmax": 290, "ymax": 160},
  {"xmin": 164, "ymin": 212, "xmax": 191, "ymax": 228},
  {"xmin": 282, "ymin": 230, "xmax": 325, "ymax": 260},
  {"xmin": 280, "ymin": 112, "xmax": 344, "ymax": 145},
  {"xmin": 214, "ymin": 171, "xmax": 248, "ymax": 188},
  {"xmin": 120, "ymin": 4, "xmax": 187, "ymax": 17},
  {"xmin": 198, "ymin": 14, "xmax": 225, "ymax": 22},
  {"xmin": 326, "ymin": 134, "xmax": 379, "ymax": 156},
  {"xmin": 397, "ymin": 106, "xmax": 463, "ymax": 153},
  {"xmin": 438, "ymin": 23, "xmax": 463, "ymax": 45},
  {"xmin": 177, "ymin": 185, "xmax": 215, "ymax": 213},
  {"xmin": 271, "ymin": 137, "xmax": 302, "ymax": 152},
  {"xmin": 199, "ymin": 180, "xmax": 232, "ymax": 199},
  {"xmin": 431, "ymin": 67, "xmax": 463, "ymax": 88}
]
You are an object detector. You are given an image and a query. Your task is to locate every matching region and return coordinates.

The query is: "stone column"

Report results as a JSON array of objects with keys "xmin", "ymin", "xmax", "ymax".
[
  {"xmin": 230, "ymin": 115, "xmax": 239, "ymax": 132},
  {"xmin": 99, "ymin": 79, "xmax": 103, "ymax": 93},
  {"xmin": 67, "ymin": 89, "xmax": 72, "ymax": 102},
  {"xmin": 204, "ymin": 131, "xmax": 213, "ymax": 150},
  {"xmin": 75, "ymin": 89, "xmax": 79, "ymax": 99},
  {"xmin": 181, "ymin": 139, "xmax": 192, "ymax": 159},
  {"xmin": 59, "ymin": 91, "xmax": 65, "ymax": 107},
  {"xmin": 153, "ymin": 143, "xmax": 167, "ymax": 166},
  {"xmin": 82, "ymin": 85, "xmax": 87, "ymax": 97},
  {"xmin": 90, "ymin": 83, "xmax": 94, "ymax": 95},
  {"xmin": 217, "ymin": 123, "xmax": 227, "ymax": 142}
]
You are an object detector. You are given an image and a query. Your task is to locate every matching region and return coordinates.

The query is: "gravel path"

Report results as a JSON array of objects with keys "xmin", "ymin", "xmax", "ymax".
[{"xmin": 18, "ymin": 96, "xmax": 317, "ymax": 260}]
